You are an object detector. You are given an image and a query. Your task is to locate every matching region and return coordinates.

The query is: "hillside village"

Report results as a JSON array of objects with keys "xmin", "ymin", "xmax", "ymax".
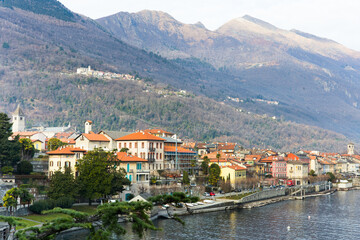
[{"xmin": 5, "ymin": 105, "xmax": 360, "ymax": 203}]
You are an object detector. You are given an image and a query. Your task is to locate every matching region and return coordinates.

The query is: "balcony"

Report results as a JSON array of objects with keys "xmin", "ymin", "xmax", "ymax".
[
  {"xmin": 136, "ymin": 169, "xmax": 150, "ymax": 173},
  {"xmin": 148, "ymin": 155, "xmax": 155, "ymax": 162},
  {"xmin": 149, "ymin": 147, "xmax": 156, "ymax": 152}
]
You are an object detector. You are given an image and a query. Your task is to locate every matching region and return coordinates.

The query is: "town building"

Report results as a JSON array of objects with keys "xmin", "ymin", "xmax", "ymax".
[
  {"xmin": 220, "ymin": 166, "xmax": 247, "ymax": 188},
  {"xmin": 47, "ymin": 147, "xmax": 87, "ymax": 177},
  {"xmin": 115, "ymin": 152, "xmax": 150, "ymax": 197},
  {"xmin": 115, "ymin": 131, "xmax": 165, "ymax": 174},
  {"xmin": 287, "ymin": 161, "xmax": 309, "ymax": 185}
]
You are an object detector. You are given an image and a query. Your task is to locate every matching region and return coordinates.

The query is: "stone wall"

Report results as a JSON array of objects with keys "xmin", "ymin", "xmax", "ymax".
[{"xmin": 240, "ymin": 189, "xmax": 285, "ymax": 203}]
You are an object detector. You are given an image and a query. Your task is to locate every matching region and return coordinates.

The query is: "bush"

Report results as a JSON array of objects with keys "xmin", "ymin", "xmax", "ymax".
[
  {"xmin": 55, "ymin": 197, "xmax": 74, "ymax": 208},
  {"xmin": 1, "ymin": 166, "xmax": 13, "ymax": 175},
  {"xmin": 17, "ymin": 161, "xmax": 33, "ymax": 175},
  {"xmin": 30, "ymin": 200, "xmax": 55, "ymax": 214},
  {"xmin": 29, "ymin": 197, "xmax": 74, "ymax": 214}
]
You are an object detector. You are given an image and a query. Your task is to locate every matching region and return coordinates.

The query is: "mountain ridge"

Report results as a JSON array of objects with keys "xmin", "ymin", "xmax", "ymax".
[{"xmin": 0, "ymin": 4, "xmax": 355, "ymax": 152}]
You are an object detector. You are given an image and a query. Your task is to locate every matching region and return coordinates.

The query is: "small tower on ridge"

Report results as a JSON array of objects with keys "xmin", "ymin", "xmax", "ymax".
[{"xmin": 347, "ymin": 143, "xmax": 355, "ymax": 155}]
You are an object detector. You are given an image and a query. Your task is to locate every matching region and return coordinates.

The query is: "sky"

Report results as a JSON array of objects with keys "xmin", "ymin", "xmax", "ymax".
[{"xmin": 59, "ymin": 0, "xmax": 360, "ymax": 51}]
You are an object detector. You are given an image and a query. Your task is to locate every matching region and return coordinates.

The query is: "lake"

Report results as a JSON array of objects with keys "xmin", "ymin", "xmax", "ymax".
[{"xmin": 124, "ymin": 190, "xmax": 360, "ymax": 240}]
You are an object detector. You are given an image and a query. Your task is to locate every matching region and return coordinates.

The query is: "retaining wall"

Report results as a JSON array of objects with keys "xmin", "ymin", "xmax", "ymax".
[{"xmin": 240, "ymin": 189, "xmax": 285, "ymax": 203}]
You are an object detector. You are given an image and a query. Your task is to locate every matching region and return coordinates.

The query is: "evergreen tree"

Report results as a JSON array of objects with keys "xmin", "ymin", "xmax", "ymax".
[
  {"xmin": 182, "ymin": 170, "xmax": 190, "ymax": 185},
  {"xmin": 76, "ymin": 149, "xmax": 130, "ymax": 205},
  {"xmin": 208, "ymin": 163, "xmax": 221, "ymax": 186},
  {"xmin": 0, "ymin": 113, "xmax": 21, "ymax": 167},
  {"xmin": 48, "ymin": 167, "xmax": 78, "ymax": 200}
]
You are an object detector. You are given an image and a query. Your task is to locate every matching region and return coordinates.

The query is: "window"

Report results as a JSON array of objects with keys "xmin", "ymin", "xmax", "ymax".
[
  {"xmin": 156, "ymin": 153, "xmax": 159, "ymax": 159},
  {"xmin": 136, "ymin": 163, "xmax": 142, "ymax": 170},
  {"xmin": 57, "ymin": 161, "xmax": 61, "ymax": 167},
  {"xmin": 160, "ymin": 143, "xmax": 162, "ymax": 148},
  {"xmin": 135, "ymin": 142, "xmax": 138, "ymax": 148},
  {"xmin": 76, "ymin": 153, "xmax": 80, "ymax": 159},
  {"xmin": 119, "ymin": 143, "xmax": 121, "ymax": 149},
  {"xmin": 124, "ymin": 143, "xmax": 127, "ymax": 148},
  {"xmin": 50, "ymin": 161, "xmax": 53, "ymax": 167},
  {"xmin": 20, "ymin": 117, "xmax": 23, "ymax": 120},
  {"xmin": 127, "ymin": 163, "xmax": 130, "ymax": 173},
  {"xmin": 129, "ymin": 142, "xmax": 132, "ymax": 148},
  {"xmin": 14, "ymin": 117, "xmax": 17, "ymax": 120},
  {"xmin": 160, "ymin": 153, "xmax": 162, "ymax": 160},
  {"xmin": 142, "ymin": 142, "xmax": 145, "ymax": 148},
  {"xmin": 65, "ymin": 161, "xmax": 71, "ymax": 167},
  {"xmin": 156, "ymin": 143, "xmax": 159, "ymax": 148}
]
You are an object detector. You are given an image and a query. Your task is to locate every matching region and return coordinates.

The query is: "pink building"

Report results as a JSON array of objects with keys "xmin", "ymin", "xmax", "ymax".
[{"xmin": 272, "ymin": 158, "xmax": 287, "ymax": 179}]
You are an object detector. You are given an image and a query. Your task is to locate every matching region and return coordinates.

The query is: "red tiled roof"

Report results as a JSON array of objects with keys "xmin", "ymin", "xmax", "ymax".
[
  {"xmin": 115, "ymin": 131, "xmax": 165, "ymax": 141},
  {"xmin": 31, "ymin": 139, "xmax": 43, "ymax": 143},
  {"xmin": 47, "ymin": 147, "xmax": 86, "ymax": 155},
  {"xmin": 218, "ymin": 144, "xmax": 236, "ymax": 151},
  {"xmin": 164, "ymin": 146, "xmax": 195, "ymax": 154},
  {"xmin": 83, "ymin": 133, "xmax": 110, "ymax": 142},
  {"xmin": 54, "ymin": 132, "xmax": 74, "ymax": 139},
  {"xmin": 116, "ymin": 152, "xmax": 147, "ymax": 162},
  {"xmin": 144, "ymin": 129, "xmax": 173, "ymax": 135}
]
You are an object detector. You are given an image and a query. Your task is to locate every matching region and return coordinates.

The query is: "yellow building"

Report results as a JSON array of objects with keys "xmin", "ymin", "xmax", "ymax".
[
  {"xmin": 47, "ymin": 147, "xmax": 86, "ymax": 177},
  {"xmin": 32, "ymin": 139, "xmax": 43, "ymax": 151},
  {"xmin": 220, "ymin": 166, "xmax": 246, "ymax": 188},
  {"xmin": 254, "ymin": 162, "xmax": 265, "ymax": 175}
]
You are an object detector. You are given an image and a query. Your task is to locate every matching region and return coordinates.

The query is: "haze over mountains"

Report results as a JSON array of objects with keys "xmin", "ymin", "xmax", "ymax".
[
  {"xmin": 0, "ymin": 0, "xmax": 356, "ymax": 151},
  {"xmin": 97, "ymin": 10, "xmax": 360, "ymax": 140}
]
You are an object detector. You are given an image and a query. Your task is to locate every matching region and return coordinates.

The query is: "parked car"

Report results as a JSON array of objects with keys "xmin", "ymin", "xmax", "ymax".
[
  {"xmin": 210, "ymin": 192, "xmax": 215, "ymax": 196},
  {"xmin": 203, "ymin": 192, "xmax": 210, "ymax": 197}
]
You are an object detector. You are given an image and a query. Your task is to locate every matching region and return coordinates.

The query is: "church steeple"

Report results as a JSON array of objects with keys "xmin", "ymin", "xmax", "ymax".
[{"xmin": 12, "ymin": 104, "xmax": 25, "ymax": 132}]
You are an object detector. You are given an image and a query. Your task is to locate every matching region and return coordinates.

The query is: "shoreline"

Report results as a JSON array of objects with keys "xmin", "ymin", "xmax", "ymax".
[{"xmin": 152, "ymin": 188, "xmax": 340, "ymax": 220}]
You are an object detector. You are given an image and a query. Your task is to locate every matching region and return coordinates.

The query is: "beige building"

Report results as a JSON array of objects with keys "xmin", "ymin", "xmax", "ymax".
[
  {"xmin": 75, "ymin": 132, "xmax": 111, "ymax": 151},
  {"xmin": 115, "ymin": 131, "xmax": 165, "ymax": 174},
  {"xmin": 220, "ymin": 165, "xmax": 246, "ymax": 188},
  {"xmin": 287, "ymin": 161, "xmax": 309, "ymax": 185},
  {"xmin": 47, "ymin": 147, "xmax": 86, "ymax": 177},
  {"xmin": 115, "ymin": 152, "xmax": 150, "ymax": 197}
]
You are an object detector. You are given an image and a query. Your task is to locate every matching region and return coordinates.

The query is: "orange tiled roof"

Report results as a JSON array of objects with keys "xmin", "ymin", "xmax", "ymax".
[
  {"xmin": 12, "ymin": 131, "xmax": 38, "ymax": 137},
  {"xmin": 116, "ymin": 152, "xmax": 147, "ymax": 162},
  {"xmin": 164, "ymin": 146, "xmax": 195, "ymax": 154},
  {"xmin": 115, "ymin": 131, "xmax": 165, "ymax": 141},
  {"xmin": 47, "ymin": 147, "xmax": 86, "ymax": 155},
  {"xmin": 260, "ymin": 156, "xmax": 279, "ymax": 162},
  {"xmin": 83, "ymin": 133, "xmax": 110, "ymax": 142},
  {"xmin": 221, "ymin": 165, "xmax": 246, "ymax": 170},
  {"xmin": 31, "ymin": 139, "xmax": 43, "ymax": 143},
  {"xmin": 245, "ymin": 155, "xmax": 262, "ymax": 162},
  {"xmin": 60, "ymin": 138, "xmax": 76, "ymax": 144},
  {"xmin": 144, "ymin": 129, "xmax": 173, "ymax": 135}
]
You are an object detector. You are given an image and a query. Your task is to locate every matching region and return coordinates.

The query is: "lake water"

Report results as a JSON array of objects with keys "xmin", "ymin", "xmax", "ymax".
[{"xmin": 124, "ymin": 190, "xmax": 360, "ymax": 240}]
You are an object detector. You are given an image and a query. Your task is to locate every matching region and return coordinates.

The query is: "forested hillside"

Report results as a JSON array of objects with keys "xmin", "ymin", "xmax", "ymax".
[{"xmin": 0, "ymin": 2, "xmax": 351, "ymax": 152}]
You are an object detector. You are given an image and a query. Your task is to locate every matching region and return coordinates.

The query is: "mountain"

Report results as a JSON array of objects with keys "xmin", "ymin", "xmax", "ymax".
[
  {"xmin": 0, "ymin": 3, "xmax": 352, "ymax": 151},
  {"xmin": 97, "ymin": 11, "xmax": 360, "ymax": 140}
]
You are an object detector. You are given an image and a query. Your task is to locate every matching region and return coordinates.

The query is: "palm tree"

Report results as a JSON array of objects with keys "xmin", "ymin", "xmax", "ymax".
[{"xmin": 216, "ymin": 152, "xmax": 221, "ymax": 165}]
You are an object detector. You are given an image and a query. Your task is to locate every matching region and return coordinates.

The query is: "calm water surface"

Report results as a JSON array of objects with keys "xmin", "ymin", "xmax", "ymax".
[{"xmin": 124, "ymin": 190, "xmax": 360, "ymax": 240}]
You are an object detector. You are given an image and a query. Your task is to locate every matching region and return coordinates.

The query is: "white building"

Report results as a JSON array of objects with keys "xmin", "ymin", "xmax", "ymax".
[{"xmin": 11, "ymin": 104, "xmax": 25, "ymax": 133}]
